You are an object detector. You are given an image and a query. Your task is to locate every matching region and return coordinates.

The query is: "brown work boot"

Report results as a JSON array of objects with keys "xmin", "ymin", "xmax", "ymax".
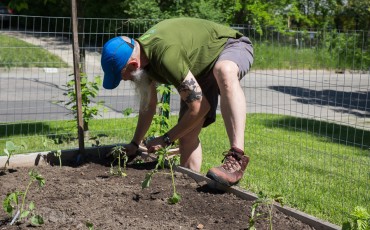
[{"xmin": 206, "ymin": 147, "xmax": 249, "ymax": 186}]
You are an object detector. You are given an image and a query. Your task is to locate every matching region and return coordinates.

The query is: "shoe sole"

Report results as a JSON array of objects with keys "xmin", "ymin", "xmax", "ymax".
[{"xmin": 206, "ymin": 171, "xmax": 239, "ymax": 187}]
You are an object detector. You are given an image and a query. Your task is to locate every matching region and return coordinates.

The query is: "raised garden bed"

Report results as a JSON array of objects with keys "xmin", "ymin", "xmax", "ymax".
[{"xmin": 0, "ymin": 148, "xmax": 340, "ymax": 229}]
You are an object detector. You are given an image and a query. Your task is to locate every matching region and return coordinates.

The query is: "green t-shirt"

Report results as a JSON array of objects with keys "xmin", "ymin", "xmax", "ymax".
[{"xmin": 137, "ymin": 18, "xmax": 243, "ymax": 88}]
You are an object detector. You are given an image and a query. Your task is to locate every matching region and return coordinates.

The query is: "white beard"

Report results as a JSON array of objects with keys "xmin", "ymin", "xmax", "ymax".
[{"xmin": 131, "ymin": 69, "xmax": 152, "ymax": 111}]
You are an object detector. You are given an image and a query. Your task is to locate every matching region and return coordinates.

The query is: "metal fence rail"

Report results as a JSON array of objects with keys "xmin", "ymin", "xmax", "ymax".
[{"xmin": 0, "ymin": 15, "xmax": 369, "ymax": 225}]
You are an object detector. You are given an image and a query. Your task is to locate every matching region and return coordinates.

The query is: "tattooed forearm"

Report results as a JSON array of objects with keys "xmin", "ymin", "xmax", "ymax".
[{"xmin": 177, "ymin": 78, "xmax": 203, "ymax": 103}]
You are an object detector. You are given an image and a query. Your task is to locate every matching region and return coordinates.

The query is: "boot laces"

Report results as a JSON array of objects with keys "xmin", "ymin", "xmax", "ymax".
[{"xmin": 221, "ymin": 151, "xmax": 241, "ymax": 171}]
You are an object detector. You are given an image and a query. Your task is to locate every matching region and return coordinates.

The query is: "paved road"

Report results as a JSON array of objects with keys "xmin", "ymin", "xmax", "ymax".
[{"xmin": 1, "ymin": 31, "xmax": 369, "ymax": 131}]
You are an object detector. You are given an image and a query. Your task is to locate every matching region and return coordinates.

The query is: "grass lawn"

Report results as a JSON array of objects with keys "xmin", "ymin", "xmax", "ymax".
[
  {"xmin": 201, "ymin": 114, "xmax": 369, "ymax": 225},
  {"xmin": 0, "ymin": 34, "xmax": 68, "ymax": 68},
  {"xmin": 1, "ymin": 114, "xmax": 369, "ymax": 226}
]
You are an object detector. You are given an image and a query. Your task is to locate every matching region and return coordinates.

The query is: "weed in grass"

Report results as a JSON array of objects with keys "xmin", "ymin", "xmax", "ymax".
[
  {"xmin": 109, "ymin": 146, "xmax": 128, "ymax": 177},
  {"xmin": 142, "ymin": 147, "xmax": 181, "ymax": 204},
  {"xmin": 42, "ymin": 137, "xmax": 55, "ymax": 149},
  {"xmin": 248, "ymin": 191, "xmax": 285, "ymax": 230},
  {"xmin": 342, "ymin": 206, "xmax": 370, "ymax": 230},
  {"xmin": 122, "ymin": 108, "xmax": 134, "ymax": 117},
  {"xmin": 2, "ymin": 169, "xmax": 45, "ymax": 226}
]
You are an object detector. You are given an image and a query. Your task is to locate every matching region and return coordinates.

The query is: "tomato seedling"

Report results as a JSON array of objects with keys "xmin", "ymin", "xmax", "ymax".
[
  {"xmin": 142, "ymin": 147, "xmax": 181, "ymax": 204},
  {"xmin": 2, "ymin": 141, "xmax": 27, "ymax": 174},
  {"xmin": 109, "ymin": 146, "xmax": 128, "ymax": 177},
  {"xmin": 248, "ymin": 191, "xmax": 284, "ymax": 230},
  {"xmin": 3, "ymin": 169, "xmax": 45, "ymax": 226}
]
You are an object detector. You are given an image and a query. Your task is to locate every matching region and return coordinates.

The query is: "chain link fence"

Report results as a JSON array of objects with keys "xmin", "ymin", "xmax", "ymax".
[{"xmin": 0, "ymin": 15, "xmax": 369, "ymax": 225}]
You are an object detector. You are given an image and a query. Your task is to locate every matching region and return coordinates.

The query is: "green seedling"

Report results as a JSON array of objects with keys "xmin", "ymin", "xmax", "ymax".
[
  {"xmin": 109, "ymin": 146, "xmax": 128, "ymax": 177},
  {"xmin": 342, "ymin": 206, "xmax": 370, "ymax": 230},
  {"xmin": 3, "ymin": 169, "xmax": 45, "ymax": 226},
  {"xmin": 89, "ymin": 135, "xmax": 105, "ymax": 159},
  {"xmin": 248, "ymin": 191, "xmax": 285, "ymax": 230},
  {"xmin": 86, "ymin": 221, "xmax": 97, "ymax": 230},
  {"xmin": 142, "ymin": 147, "xmax": 181, "ymax": 204},
  {"xmin": 2, "ymin": 141, "xmax": 27, "ymax": 173},
  {"xmin": 54, "ymin": 150, "xmax": 62, "ymax": 168}
]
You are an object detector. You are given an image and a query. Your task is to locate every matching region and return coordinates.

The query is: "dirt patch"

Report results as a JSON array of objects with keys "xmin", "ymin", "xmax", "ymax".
[{"xmin": 0, "ymin": 160, "xmax": 315, "ymax": 230}]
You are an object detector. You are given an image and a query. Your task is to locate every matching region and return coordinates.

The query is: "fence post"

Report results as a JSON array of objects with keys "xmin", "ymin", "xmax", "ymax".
[{"xmin": 70, "ymin": 0, "xmax": 85, "ymax": 158}]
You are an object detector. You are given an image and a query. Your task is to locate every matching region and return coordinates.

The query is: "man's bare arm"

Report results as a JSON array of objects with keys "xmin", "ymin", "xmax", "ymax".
[
  {"xmin": 132, "ymin": 81, "xmax": 157, "ymax": 145},
  {"xmin": 166, "ymin": 71, "xmax": 210, "ymax": 141}
]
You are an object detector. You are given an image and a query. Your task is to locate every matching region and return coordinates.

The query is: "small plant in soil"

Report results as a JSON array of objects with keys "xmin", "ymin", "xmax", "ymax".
[
  {"xmin": 86, "ymin": 222, "xmax": 93, "ymax": 230},
  {"xmin": 2, "ymin": 169, "xmax": 45, "ymax": 226},
  {"xmin": 342, "ymin": 206, "xmax": 370, "ymax": 230},
  {"xmin": 248, "ymin": 191, "xmax": 285, "ymax": 230},
  {"xmin": 54, "ymin": 150, "xmax": 62, "ymax": 167},
  {"xmin": 109, "ymin": 146, "xmax": 128, "ymax": 177},
  {"xmin": 90, "ymin": 136, "xmax": 102, "ymax": 158},
  {"xmin": 2, "ymin": 141, "xmax": 27, "ymax": 174},
  {"xmin": 142, "ymin": 146, "xmax": 181, "ymax": 204}
]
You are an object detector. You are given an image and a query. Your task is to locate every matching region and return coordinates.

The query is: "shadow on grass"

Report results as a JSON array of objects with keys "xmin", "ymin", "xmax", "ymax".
[
  {"xmin": 0, "ymin": 121, "xmax": 78, "ymax": 147},
  {"xmin": 269, "ymin": 86, "xmax": 370, "ymax": 117},
  {"xmin": 0, "ymin": 122, "xmax": 49, "ymax": 138},
  {"xmin": 0, "ymin": 122, "xmax": 74, "ymax": 138},
  {"xmin": 260, "ymin": 115, "xmax": 370, "ymax": 149}
]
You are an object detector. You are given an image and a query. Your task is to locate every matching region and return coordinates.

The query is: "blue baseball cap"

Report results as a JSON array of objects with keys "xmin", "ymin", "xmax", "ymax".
[{"xmin": 101, "ymin": 36, "xmax": 135, "ymax": 89}]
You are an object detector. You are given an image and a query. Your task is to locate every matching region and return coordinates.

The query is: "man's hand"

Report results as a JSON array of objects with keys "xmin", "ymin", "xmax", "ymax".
[
  {"xmin": 145, "ymin": 136, "xmax": 166, "ymax": 153},
  {"xmin": 123, "ymin": 141, "xmax": 140, "ymax": 157}
]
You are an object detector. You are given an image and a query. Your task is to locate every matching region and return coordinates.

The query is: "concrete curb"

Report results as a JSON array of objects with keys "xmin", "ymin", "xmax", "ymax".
[{"xmin": 0, "ymin": 146, "xmax": 341, "ymax": 230}]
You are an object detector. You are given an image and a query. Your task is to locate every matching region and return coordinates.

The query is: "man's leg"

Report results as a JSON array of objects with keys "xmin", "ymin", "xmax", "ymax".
[
  {"xmin": 179, "ymin": 124, "xmax": 203, "ymax": 172},
  {"xmin": 213, "ymin": 60, "xmax": 246, "ymax": 150},
  {"xmin": 206, "ymin": 60, "xmax": 250, "ymax": 186}
]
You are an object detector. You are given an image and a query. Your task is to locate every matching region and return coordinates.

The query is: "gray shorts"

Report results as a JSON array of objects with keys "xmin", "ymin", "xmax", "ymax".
[{"xmin": 179, "ymin": 36, "xmax": 254, "ymax": 127}]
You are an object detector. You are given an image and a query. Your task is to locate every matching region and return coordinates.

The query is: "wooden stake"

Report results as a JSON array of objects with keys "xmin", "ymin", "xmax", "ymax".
[{"xmin": 70, "ymin": 0, "xmax": 85, "ymax": 159}]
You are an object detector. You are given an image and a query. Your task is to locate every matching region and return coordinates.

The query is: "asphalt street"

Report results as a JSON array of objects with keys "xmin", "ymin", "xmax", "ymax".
[{"xmin": 1, "ymin": 31, "xmax": 369, "ymax": 131}]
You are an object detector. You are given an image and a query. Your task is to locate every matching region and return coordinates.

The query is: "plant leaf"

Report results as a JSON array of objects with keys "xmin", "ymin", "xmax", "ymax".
[
  {"xmin": 30, "ymin": 214, "xmax": 44, "ymax": 226},
  {"xmin": 4, "ymin": 148, "xmax": 10, "ymax": 157},
  {"xmin": 86, "ymin": 221, "xmax": 94, "ymax": 230},
  {"xmin": 142, "ymin": 173, "xmax": 153, "ymax": 189},
  {"xmin": 29, "ymin": 201, "xmax": 35, "ymax": 211},
  {"xmin": 6, "ymin": 141, "xmax": 17, "ymax": 151},
  {"xmin": 168, "ymin": 192, "xmax": 181, "ymax": 204},
  {"xmin": 20, "ymin": 210, "xmax": 30, "ymax": 219},
  {"xmin": 2, "ymin": 195, "xmax": 13, "ymax": 215}
]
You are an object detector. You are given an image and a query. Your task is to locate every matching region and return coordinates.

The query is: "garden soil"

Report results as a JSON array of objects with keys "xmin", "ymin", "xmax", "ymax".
[{"xmin": 0, "ymin": 159, "xmax": 315, "ymax": 230}]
